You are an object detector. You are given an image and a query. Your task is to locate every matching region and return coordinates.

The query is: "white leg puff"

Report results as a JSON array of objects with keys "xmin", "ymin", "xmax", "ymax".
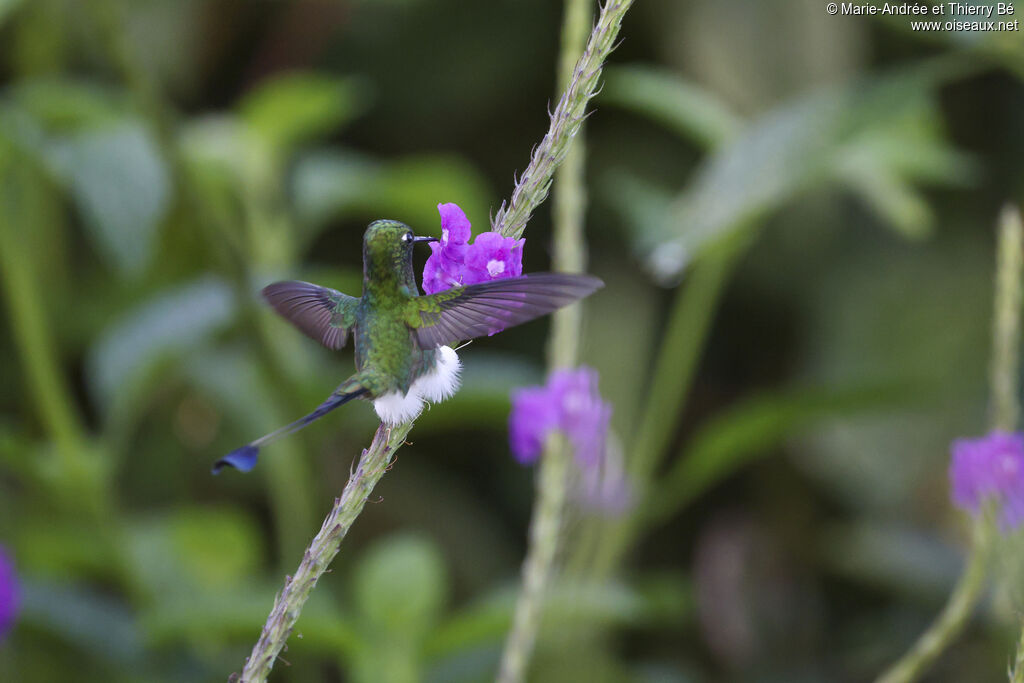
[
  {"xmin": 373, "ymin": 391, "xmax": 424, "ymax": 425},
  {"xmin": 413, "ymin": 346, "xmax": 463, "ymax": 403},
  {"xmin": 373, "ymin": 347, "xmax": 462, "ymax": 425}
]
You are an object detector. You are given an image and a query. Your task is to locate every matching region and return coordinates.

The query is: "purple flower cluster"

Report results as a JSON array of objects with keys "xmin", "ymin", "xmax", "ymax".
[
  {"xmin": 0, "ymin": 545, "xmax": 18, "ymax": 641},
  {"xmin": 509, "ymin": 368, "xmax": 628, "ymax": 512},
  {"xmin": 421, "ymin": 203, "xmax": 524, "ymax": 295},
  {"xmin": 509, "ymin": 367, "xmax": 612, "ymax": 467},
  {"xmin": 949, "ymin": 431, "xmax": 1024, "ymax": 531}
]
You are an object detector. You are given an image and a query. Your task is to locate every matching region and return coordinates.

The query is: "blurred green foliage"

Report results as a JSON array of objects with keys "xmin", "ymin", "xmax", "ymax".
[{"xmin": 0, "ymin": 0, "xmax": 1022, "ymax": 681}]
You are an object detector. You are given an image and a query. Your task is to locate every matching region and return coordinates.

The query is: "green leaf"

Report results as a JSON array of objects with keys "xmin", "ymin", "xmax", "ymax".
[
  {"xmin": 8, "ymin": 79, "xmax": 126, "ymax": 133},
  {"xmin": 602, "ymin": 64, "xmax": 742, "ymax": 149},
  {"xmin": 19, "ymin": 580, "xmax": 146, "ymax": 666},
  {"xmin": 291, "ymin": 150, "xmax": 493, "ymax": 244},
  {"xmin": 353, "ymin": 534, "xmax": 447, "ymax": 637},
  {"xmin": 47, "ymin": 121, "xmax": 171, "ymax": 277},
  {"xmin": 644, "ymin": 382, "xmax": 918, "ymax": 525},
  {"xmin": 0, "ymin": 0, "xmax": 24, "ymax": 26},
  {"xmin": 145, "ymin": 582, "xmax": 360, "ymax": 655},
  {"xmin": 124, "ymin": 506, "xmax": 263, "ymax": 599},
  {"xmin": 425, "ymin": 579, "xmax": 662, "ymax": 658},
  {"xmin": 819, "ymin": 522, "xmax": 962, "ymax": 600},
  {"xmin": 239, "ymin": 72, "xmax": 367, "ymax": 151},
  {"xmin": 644, "ymin": 64, "xmax": 974, "ymax": 280},
  {"xmin": 86, "ymin": 276, "xmax": 235, "ymax": 411}
]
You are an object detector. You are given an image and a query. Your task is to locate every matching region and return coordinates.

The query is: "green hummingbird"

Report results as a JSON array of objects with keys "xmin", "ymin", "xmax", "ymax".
[{"xmin": 214, "ymin": 219, "xmax": 602, "ymax": 473}]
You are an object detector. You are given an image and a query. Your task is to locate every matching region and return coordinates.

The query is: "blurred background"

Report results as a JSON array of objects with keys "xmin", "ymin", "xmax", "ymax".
[{"xmin": 0, "ymin": 0, "xmax": 1023, "ymax": 681}]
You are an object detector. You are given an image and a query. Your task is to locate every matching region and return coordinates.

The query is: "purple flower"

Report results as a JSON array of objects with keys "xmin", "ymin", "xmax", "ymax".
[
  {"xmin": 463, "ymin": 231, "xmax": 524, "ymax": 285},
  {"xmin": 509, "ymin": 386, "xmax": 561, "ymax": 464},
  {"xmin": 509, "ymin": 368, "xmax": 626, "ymax": 513},
  {"xmin": 509, "ymin": 367, "xmax": 612, "ymax": 467},
  {"xmin": 545, "ymin": 368, "xmax": 612, "ymax": 469},
  {"xmin": 0, "ymin": 546, "xmax": 19, "ymax": 640},
  {"xmin": 421, "ymin": 203, "xmax": 525, "ymax": 295},
  {"xmin": 949, "ymin": 431, "xmax": 1024, "ymax": 531}
]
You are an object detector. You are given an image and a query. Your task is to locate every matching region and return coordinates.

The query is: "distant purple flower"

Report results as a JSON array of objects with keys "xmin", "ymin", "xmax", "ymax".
[
  {"xmin": 509, "ymin": 367, "xmax": 612, "ymax": 466},
  {"xmin": 0, "ymin": 546, "xmax": 18, "ymax": 640},
  {"xmin": 509, "ymin": 368, "xmax": 625, "ymax": 513},
  {"xmin": 421, "ymin": 203, "xmax": 524, "ymax": 295},
  {"xmin": 509, "ymin": 386, "xmax": 560, "ymax": 462},
  {"xmin": 949, "ymin": 431, "xmax": 1024, "ymax": 531}
]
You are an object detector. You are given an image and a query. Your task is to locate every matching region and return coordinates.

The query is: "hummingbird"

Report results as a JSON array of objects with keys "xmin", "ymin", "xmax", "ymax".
[{"xmin": 213, "ymin": 219, "xmax": 603, "ymax": 473}]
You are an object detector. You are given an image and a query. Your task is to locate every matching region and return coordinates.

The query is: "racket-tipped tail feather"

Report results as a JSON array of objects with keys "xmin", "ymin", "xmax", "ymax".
[{"xmin": 212, "ymin": 384, "xmax": 368, "ymax": 474}]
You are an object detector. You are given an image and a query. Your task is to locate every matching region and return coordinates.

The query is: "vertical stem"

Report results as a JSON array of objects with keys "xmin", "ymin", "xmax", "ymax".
[
  {"xmin": 497, "ymin": 2, "xmax": 593, "ymax": 681},
  {"xmin": 497, "ymin": 439, "xmax": 572, "ymax": 683},
  {"xmin": 875, "ymin": 205, "xmax": 1023, "ymax": 683},
  {"xmin": 586, "ymin": 228, "xmax": 750, "ymax": 576},
  {"xmin": 1010, "ymin": 618, "xmax": 1024, "ymax": 683},
  {"xmin": 990, "ymin": 206, "xmax": 1023, "ymax": 433},
  {"xmin": 0, "ymin": 154, "xmax": 86, "ymax": 465},
  {"xmin": 874, "ymin": 521, "xmax": 991, "ymax": 683}
]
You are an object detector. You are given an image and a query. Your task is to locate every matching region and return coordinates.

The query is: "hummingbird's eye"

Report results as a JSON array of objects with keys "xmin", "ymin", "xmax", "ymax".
[{"xmin": 402, "ymin": 233, "xmax": 412, "ymax": 243}]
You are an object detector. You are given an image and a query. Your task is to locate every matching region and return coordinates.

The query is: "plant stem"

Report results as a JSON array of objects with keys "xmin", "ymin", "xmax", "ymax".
[
  {"xmin": 875, "ymin": 205, "xmax": 1023, "ymax": 683},
  {"xmin": 493, "ymin": 0, "xmax": 635, "ymax": 240},
  {"xmin": 990, "ymin": 206, "xmax": 1023, "ymax": 433},
  {"xmin": 874, "ymin": 521, "xmax": 991, "ymax": 683},
  {"xmin": 497, "ymin": 437, "xmax": 572, "ymax": 683},
  {"xmin": 588, "ymin": 228, "xmax": 750, "ymax": 576},
  {"xmin": 1010, "ymin": 618, "xmax": 1024, "ymax": 683},
  {"xmin": 0, "ymin": 151, "xmax": 86, "ymax": 467},
  {"xmin": 234, "ymin": 421, "xmax": 411, "ymax": 683},
  {"xmin": 496, "ymin": 1, "xmax": 594, "ymax": 681}
]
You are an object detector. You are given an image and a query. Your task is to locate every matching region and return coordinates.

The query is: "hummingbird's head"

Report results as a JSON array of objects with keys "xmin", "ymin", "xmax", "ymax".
[{"xmin": 362, "ymin": 219, "xmax": 437, "ymax": 283}]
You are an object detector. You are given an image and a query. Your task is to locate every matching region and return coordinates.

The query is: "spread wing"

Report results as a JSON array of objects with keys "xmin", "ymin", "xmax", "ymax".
[
  {"xmin": 412, "ymin": 273, "xmax": 603, "ymax": 349},
  {"xmin": 262, "ymin": 281, "xmax": 359, "ymax": 350}
]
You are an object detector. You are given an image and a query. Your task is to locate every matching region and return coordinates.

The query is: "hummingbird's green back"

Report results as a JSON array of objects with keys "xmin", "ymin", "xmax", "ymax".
[{"xmin": 354, "ymin": 220, "xmax": 437, "ymax": 396}]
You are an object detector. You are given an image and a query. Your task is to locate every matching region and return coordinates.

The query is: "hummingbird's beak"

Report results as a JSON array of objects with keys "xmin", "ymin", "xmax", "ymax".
[{"xmin": 413, "ymin": 235, "xmax": 439, "ymax": 243}]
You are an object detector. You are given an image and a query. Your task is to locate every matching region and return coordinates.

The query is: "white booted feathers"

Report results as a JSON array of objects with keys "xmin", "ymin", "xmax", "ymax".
[{"xmin": 373, "ymin": 346, "xmax": 462, "ymax": 425}]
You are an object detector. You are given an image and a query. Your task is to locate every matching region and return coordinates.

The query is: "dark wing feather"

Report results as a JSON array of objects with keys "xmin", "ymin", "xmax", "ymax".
[
  {"xmin": 413, "ymin": 273, "xmax": 603, "ymax": 349},
  {"xmin": 262, "ymin": 281, "xmax": 359, "ymax": 350}
]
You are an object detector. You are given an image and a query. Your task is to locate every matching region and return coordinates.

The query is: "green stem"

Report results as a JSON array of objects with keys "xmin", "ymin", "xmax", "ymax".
[
  {"xmin": 0, "ymin": 153, "xmax": 86, "ymax": 465},
  {"xmin": 876, "ymin": 205, "xmax": 1023, "ymax": 683},
  {"xmin": 588, "ymin": 228, "xmax": 750, "ymax": 576},
  {"xmin": 874, "ymin": 521, "xmax": 991, "ymax": 683},
  {"xmin": 496, "ymin": 1, "xmax": 594, "ymax": 680},
  {"xmin": 990, "ymin": 206, "xmax": 1023, "ymax": 433},
  {"xmin": 1011, "ymin": 619, "xmax": 1024, "ymax": 683},
  {"xmin": 494, "ymin": 0, "xmax": 635, "ymax": 240},
  {"xmin": 234, "ymin": 421, "xmax": 412, "ymax": 683},
  {"xmin": 497, "ymin": 439, "xmax": 572, "ymax": 683}
]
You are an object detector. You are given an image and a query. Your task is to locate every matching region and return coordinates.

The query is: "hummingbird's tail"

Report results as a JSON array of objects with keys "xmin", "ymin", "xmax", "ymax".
[{"xmin": 213, "ymin": 377, "xmax": 368, "ymax": 474}]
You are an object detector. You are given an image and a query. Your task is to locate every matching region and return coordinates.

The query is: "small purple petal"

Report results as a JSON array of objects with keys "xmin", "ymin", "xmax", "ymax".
[
  {"xmin": 509, "ymin": 386, "xmax": 559, "ymax": 464},
  {"xmin": 547, "ymin": 368, "xmax": 612, "ymax": 468},
  {"xmin": 508, "ymin": 366, "xmax": 613, "ymax": 471},
  {"xmin": 466, "ymin": 232, "xmax": 521, "ymax": 285},
  {"xmin": 949, "ymin": 431, "xmax": 1024, "ymax": 532},
  {"xmin": 0, "ymin": 546, "xmax": 19, "ymax": 640},
  {"xmin": 438, "ymin": 203, "xmax": 472, "ymax": 245},
  {"xmin": 421, "ymin": 204, "xmax": 526, "ymax": 297}
]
